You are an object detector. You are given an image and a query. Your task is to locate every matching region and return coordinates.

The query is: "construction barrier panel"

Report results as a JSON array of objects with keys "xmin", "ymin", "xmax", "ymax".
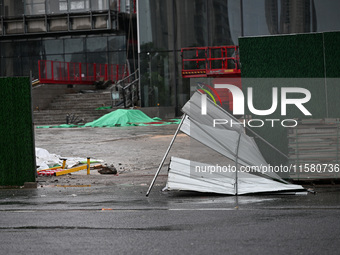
[
  {"xmin": 239, "ymin": 31, "xmax": 340, "ymax": 172},
  {"xmin": 0, "ymin": 77, "xmax": 36, "ymax": 186}
]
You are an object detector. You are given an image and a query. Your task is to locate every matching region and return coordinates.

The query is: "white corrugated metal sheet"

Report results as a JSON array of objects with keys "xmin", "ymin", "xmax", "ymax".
[
  {"xmin": 167, "ymin": 157, "xmax": 304, "ymax": 195},
  {"xmin": 165, "ymin": 91, "xmax": 304, "ymax": 195}
]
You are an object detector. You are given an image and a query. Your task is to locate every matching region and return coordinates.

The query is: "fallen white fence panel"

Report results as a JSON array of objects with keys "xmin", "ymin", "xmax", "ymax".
[{"xmin": 167, "ymin": 157, "xmax": 305, "ymax": 195}]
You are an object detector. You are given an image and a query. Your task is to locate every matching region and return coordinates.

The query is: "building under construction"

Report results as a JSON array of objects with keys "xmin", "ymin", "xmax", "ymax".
[{"xmin": 1, "ymin": 0, "xmax": 340, "ymax": 118}]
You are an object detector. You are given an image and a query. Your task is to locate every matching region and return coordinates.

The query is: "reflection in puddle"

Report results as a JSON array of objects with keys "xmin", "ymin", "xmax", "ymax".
[{"xmin": 167, "ymin": 195, "xmax": 279, "ymax": 207}]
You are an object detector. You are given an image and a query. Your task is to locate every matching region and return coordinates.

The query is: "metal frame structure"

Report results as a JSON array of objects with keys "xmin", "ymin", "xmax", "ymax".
[
  {"xmin": 111, "ymin": 69, "xmax": 139, "ymax": 108},
  {"xmin": 181, "ymin": 45, "xmax": 241, "ymax": 78},
  {"xmin": 146, "ymin": 114, "xmax": 186, "ymax": 196},
  {"xmin": 0, "ymin": 0, "xmax": 136, "ymax": 37}
]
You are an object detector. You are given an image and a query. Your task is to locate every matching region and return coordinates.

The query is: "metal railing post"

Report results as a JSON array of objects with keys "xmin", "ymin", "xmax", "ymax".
[
  {"xmin": 87, "ymin": 157, "xmax": 91, "ymax": 175},
  {"xmin": 116, "ymin": 64, "xmax": 119, "ymax": 81},
  {"xmin": 51, "ymin": 61, "xmax": 54, "ymax": 82},
  {"xmin": 59, "ymin": 61, "xmax": 62, "ymax": 81},
  {"xmin": 94, "ymin": 63, "xmax": 97, "ymax": 81},
  {"xmin": 44, "ymin": 60, "xmax": 47, "ymax": 80},
  {"xmin": 73, "ymin": 63, "xmax": 76, "ymax": 81},
  {"xmin": 105, "ymin": 64, "xmax": 108, "ymax": 80},
  {"xmin": 86, "ymin": 63, "xmax": 89, "ymax": 81},
  {"xmin": 79, "ymin": 63, "xmax": 82, "ymax": 81}
]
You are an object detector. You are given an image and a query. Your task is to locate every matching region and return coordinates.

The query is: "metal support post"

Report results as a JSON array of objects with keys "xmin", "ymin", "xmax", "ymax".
[{"xmin": 146, "ymin": 114, "xmax": 186, "ymax": 196}]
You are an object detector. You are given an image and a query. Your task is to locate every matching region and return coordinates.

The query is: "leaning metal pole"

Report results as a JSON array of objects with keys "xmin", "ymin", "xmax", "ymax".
[
  {"xmin": 146, "ymin": 114, "xmax": 186, "ymax": 197},
  {"xmin": 234, "ymin": 131, "xmax": 242, "ymax": 195}
]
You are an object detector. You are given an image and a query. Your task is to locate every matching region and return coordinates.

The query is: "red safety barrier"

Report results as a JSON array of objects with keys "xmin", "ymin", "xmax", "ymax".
[
  {"xmin": 38, "ymin": 168, "xmax": 64, "ymax": 177},
  {"xmin": 181, "ymin": 45, "xmax": 242, "ymax": 113},
  {"xmin": 38, "ymin": 60, "xmax": 129, "ymax": 85},
  {"xmin": 181, "ymin": 45, "xmax": 241, "ymax": 78}
]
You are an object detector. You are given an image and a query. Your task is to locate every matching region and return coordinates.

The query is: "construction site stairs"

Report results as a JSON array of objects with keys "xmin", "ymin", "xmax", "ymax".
[{"xmin": 33, "ymin": 90, "xmax": 117, "ymax": 126}]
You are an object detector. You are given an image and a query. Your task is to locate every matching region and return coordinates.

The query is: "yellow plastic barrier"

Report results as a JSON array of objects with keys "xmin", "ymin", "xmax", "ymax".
[
  {"xmin": 55, "ymin": 157, "xmax": 91, "ymax": 176},
  {"xmin": 37, "ymin": 158, "xmax": 91, "ymax": 176}
]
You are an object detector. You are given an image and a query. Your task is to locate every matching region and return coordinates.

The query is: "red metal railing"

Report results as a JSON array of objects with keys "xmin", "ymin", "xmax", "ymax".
[
  {"xmin": 38, "ymin": 60, "xmax": 129, "ymax": 85},
  {"xmin": 181, "ymin": 45, "xmax": 241, "ymax": 78}
]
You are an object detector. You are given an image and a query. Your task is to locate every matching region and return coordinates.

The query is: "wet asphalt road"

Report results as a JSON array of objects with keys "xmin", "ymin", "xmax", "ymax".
[
  {"xmin": 1, "ymin": 126, "xmax": 340, "ymax": 254},
  {"xmin": 1, "ymin": 185, "xmax": 340, "ymax": 255}
]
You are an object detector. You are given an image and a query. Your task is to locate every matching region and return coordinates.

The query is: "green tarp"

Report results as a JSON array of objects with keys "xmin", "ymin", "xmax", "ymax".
[
  {"xmin": 36, "ymin": 109, "xmax": 181, "ymax": 128},
  {"xmin": 95, "ymin": 106, "xmax": 112, "ymax": 110},
  {"xmin": 85, "ymin": 109, "xmax": 155, "ymax": 127}
]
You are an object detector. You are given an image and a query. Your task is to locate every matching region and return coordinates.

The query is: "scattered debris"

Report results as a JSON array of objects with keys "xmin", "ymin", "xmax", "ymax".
[
  {"xmin": 95, "ymin": 79, "xmax": 112, "ymax": 89},
  {"xmin": 91, "ymin": 164, "xmax": 104, "ymax": 170},
  {"xmin": 38, "ymin": 157, "xmax": 92, "ymax": 177},
  {"xmin": 36, "ymin": 148, "xmax": 61, "ymax": 170},
  {"xmin": 97, "ymin": 164, "xmax": 118, "ymax": 175},
  {"xmin": 307, "ymin": 188, "xmax": 317, "ymax": 194},
  {"xmin": 35, "ymin": 147, "xmax": 103, "ymax": 170},
  {"xmin": 38, "ymin": 169, "xmax": 65, "ymax": 176},
  {"xmin": 36, "ymin": 148, "xmax": 105, "ymax": 178},
  {"xmin": 66, "ymin": 113, "xmax": 84, "ymax": 125}
]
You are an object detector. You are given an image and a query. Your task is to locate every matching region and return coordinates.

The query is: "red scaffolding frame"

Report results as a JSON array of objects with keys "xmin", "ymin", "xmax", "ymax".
[
  {"xmin": 38, "ymin": 60, "xmax": 129, "ymax": 85},
  {"xmin": 181, "ymin": 45, "xmax": 241, "ymax": 78}
]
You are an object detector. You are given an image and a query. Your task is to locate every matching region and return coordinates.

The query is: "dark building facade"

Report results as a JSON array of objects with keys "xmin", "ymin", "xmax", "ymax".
[
  {"xmin": 1, "ymin": 0, "xmax": 339, "ymax": 114},
  {"xmin": 137, "ymin": 0, "xmax": 340, "ymax": 113},
  {"xmin": 0, "ymin": 0, "xmax": 136, "ymax": 79}
]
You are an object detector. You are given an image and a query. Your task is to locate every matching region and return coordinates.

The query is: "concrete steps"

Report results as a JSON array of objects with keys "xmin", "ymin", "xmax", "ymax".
[{"xmin": 33, "ymin": 90, "xmax": 119, "ymax": 125}]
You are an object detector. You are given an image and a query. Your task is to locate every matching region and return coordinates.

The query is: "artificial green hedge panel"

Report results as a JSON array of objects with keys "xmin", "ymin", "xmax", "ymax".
[
  {"xmin": 239, "ymin": 33, "xmax": 325, "ymax": 78},
  {"xmin": 239, "ymin": 32, "xmax": 340, "ymax": 166},
  {"xmin": 0, "ymin": 77, "xmax": 36, "ymax": 186},
  {"xmin": 324, "ymin": 32, "xmax": 340, "ymax": 118},
  {"xmin": 324, "ymin": 32, "xmax": 340, "ymax": 78}
]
